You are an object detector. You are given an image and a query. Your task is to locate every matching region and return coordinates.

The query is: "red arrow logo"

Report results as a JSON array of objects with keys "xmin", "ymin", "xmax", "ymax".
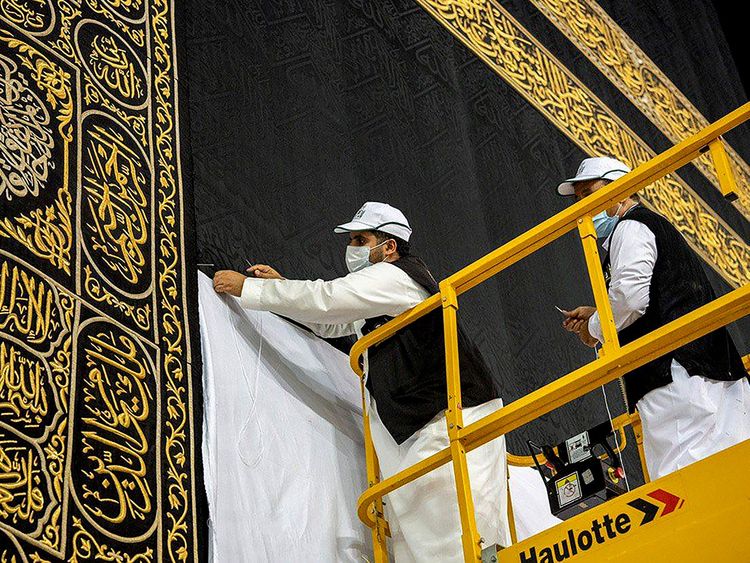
[{"xmin": 647, "ymin": 488, "xmax": 683, "ymax": 516}]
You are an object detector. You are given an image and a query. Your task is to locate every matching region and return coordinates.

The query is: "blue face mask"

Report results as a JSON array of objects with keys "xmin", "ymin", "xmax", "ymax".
[{"xmin": 592, "ymin": 203, "xmax": 623, "ymax": 239}]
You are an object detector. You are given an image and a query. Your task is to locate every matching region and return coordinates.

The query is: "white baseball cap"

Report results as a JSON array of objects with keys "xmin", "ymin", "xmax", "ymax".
[
  {"xmin": 334, "ymin": 202, "xmax": 412, "ymax": 241},
  {"xmin": 557, "ymin": 156, "xmax": 631, "ymax": 196}
]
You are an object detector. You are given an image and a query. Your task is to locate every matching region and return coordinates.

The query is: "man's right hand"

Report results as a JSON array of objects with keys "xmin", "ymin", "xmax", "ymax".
[
  {"xmin": 247, "ymin": 264, "xmax": 285, "ymax": 280},
  {"xmin": 561, "ymin": 306, "xmax": 596, "ymax": 333}
]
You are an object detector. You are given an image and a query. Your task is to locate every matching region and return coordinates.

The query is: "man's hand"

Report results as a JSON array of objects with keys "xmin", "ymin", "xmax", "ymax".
[
  {"xmin": 213, "ymin": 270, "xmax": 247, "ymax": 297},
  {"xmin": 561, "ymin": 305, "xmax": 599, "ymax": 348},
  {"xmin": 246, "ymin": 264, "xmax": 284, "ymax": 280},
  {"xmin": 561, "ymin": 306, "xmax": 596, "ymax": 333}
]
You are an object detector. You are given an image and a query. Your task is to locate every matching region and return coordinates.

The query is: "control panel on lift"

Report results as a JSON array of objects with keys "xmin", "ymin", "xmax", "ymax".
[{"xmin": 529, "ymin": 421, "xmax": 627, "ymax": 520}]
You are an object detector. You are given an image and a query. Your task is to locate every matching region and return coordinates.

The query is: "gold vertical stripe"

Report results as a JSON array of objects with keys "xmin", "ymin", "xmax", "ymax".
[
  {"xmin": 529, "ymin": 0, "xmax": 750, "ymax": 221},
  {"xmin": 150, "ymin": 0, "xmax": 197, "ymax": 559},
  {"xmin": 414, "ymin": 0, "xmax": 750, "ymax": 287}
]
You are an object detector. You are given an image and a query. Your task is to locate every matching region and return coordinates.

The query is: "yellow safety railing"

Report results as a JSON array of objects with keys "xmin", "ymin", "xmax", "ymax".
[{"xmin": 350, "ymin": 102, "xmax": 750, "ymax": 562}]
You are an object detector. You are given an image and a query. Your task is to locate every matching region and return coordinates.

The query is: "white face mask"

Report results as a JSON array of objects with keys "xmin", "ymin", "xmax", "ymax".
[{"xmin": 345, "ymin": 240, "xmax": 388, "ymax": 273}]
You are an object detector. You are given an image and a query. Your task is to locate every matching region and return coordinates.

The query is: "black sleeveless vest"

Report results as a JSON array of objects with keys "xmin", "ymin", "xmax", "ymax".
[
  {"xmin": 603, "ymin": 206, "xmax": 747, "ymax": 411},
  {"xmin": 362, "ymin": 256, "xmax": 499, "ymax": 444}
]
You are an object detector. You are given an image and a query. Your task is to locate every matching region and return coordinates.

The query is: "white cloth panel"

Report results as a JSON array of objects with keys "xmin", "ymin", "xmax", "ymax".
[
  {"xmin": 199, "ymin": 273, "xmax": 370, "ymax": 562},
  {"xmin": 199, "ymin": 273, "xmax": 561, "ymax": 560}
]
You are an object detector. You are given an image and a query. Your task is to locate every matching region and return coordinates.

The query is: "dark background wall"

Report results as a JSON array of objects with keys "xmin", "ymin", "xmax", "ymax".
[{"xmin": 184, "ymin": 0, "xmax": 749, "ymax": 484}]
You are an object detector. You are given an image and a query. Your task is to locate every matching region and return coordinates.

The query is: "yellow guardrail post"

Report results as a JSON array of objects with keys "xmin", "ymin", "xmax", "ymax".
[
  {"xmin": 360, "ymin": 380, "xmax": 390, "ymax": 562},
  {"xmin": 506, "ymin": 468, "xmax": 518, "ymax": 545},
  {"xmin": 354, "ymin": 268, "xmax": 750, "ymax": 533},
  {"xmin": 629, "ymin": 412, "xmax": 651, "ymax": 483},
  {"xmin": 708, "ymin": 137, "xmax": 739, "ymax": 201},
  {"xmin": 440, "ymin": 280, "xmax": 483, "ymax": 562},
  {"xmin": 577, "ymin": 215, "xmax": 620, "ymax": 355}
]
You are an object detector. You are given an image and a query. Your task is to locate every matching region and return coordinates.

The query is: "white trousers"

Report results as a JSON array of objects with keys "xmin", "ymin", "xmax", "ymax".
[
  {"xmin": 368, "ymin": 398, "xmax": 510, "ymax": 563},
  {"xmin": 637, "ymin": 360, "xmax": 750, "ymax": 480}
]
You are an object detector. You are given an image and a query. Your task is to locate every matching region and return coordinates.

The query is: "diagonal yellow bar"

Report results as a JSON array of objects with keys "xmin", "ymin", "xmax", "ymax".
[
  {"xmin": 709, "ymin": 138, "xmax": 740, "ymax": 201},
  {"xmin": 460, "ymin": 283, "xmax": 750, "ymax": 452},
  {"xmin": 414, "ymin": 0, "xmax": 750, "ymax": 287}
]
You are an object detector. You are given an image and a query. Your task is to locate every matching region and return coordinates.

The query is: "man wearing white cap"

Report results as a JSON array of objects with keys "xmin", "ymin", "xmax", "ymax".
[
  {"xmin": 213, "ymin": 202, "xmax": 510, "ymax": 561},
  {"xmin": 557, "ymin": 157, "xmax": 750, "ymax": 480}
]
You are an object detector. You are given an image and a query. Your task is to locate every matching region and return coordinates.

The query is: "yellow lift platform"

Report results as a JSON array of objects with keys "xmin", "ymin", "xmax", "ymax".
[{"xmin": 349, "ymin": 102, "xmax": 750, "ymax": 562}]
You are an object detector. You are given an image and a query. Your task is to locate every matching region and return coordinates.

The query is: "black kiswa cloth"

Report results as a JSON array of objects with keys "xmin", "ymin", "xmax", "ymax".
[{"xmin": 362, "ymin": 255, "xmax": 499, "ymax": 444}]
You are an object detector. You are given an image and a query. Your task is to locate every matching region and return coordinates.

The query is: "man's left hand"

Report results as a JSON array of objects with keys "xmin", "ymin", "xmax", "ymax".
[{"xmin": 213, "ymin": 270, "xmax": 247, "ymax": 297}]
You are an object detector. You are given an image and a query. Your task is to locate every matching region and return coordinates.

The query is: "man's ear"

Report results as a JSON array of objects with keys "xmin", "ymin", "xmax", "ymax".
[{"xmin": 386, "ymin": 238, "xmax": 398, "ymax": 256}]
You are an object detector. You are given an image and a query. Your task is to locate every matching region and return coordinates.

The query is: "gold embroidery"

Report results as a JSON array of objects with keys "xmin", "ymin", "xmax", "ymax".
[
  {"xmin": 90, "ymin": 35, "xmax": 143, "ymax": 101},
  {"xmin": 3, "ymin": 0, "xmax": 195, "ymax": 558},
  {"xmin": 82, "ymin": 122, "xmax": 149, "ymax": 285},
  {"xmin": 415, "ymin": 0, "xmax": 750, "ymax": 286},
  {"xmin": 76, "ymin": 328, "xmax": 154, "ymax": 530},
  {"xmin": 83, "ymin": 266, "xmax": 152, "ymax": 331},
  {"xmin": 69, "ymin": 516, "xmax": 154, "ymax": 562},
  {"xmin": 0, "ymin": 0, "xmax": 54, "ymax": 35},
  {"xmin": 0, "ymin": 437, "xmax": 46, "ymax": 527},
  {"xmin": 104, "ymin": 0, "xmax": 145, "ymax": 11},
  {"xmin": 0, "ymin": 341, "xmax": 50, "ymax": 428},
  {"xmin": 76, "ymin": 22, "xmax": 148, "ymax": 110},
  {"xmin": 0, "ymin": 54, "xmax": 55, "ymax": 201},
  {"xmin": 529, "ymin": 0, "xmax": 750, "ymax": 220},
  {"xmin": 0, "ymin": 261, "xmax": 71, "ymax": 551},
  {"xmin": 40, "ymin": 414, "xmax": 67, "ymax": 550},
  {"xmin": 0, "ymin": 261, "xmax": 69, "ymax": 350},
  {"xmin": 84, "ymin": 77, "xmax": 148, "ymax": 148},
  {"xmin": 151, "ymin": 0, "xmax": 195, "ymax": 558},
  {"xmin": 0, "ymin": 31, "xmax": 74, "ymax": 274},
  {"xmin": 50, "ymin": 0, "xmax": 81, "ymax": 61},
  {"xmin": 87, "ymin": 0, "xmax": 147, "ymax": 47}
]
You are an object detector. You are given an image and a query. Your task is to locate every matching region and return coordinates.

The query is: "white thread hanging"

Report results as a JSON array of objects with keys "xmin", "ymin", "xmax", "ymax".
[{"xmin": 232, "ymin": 310, "xmax": 265, "ymax": 468}]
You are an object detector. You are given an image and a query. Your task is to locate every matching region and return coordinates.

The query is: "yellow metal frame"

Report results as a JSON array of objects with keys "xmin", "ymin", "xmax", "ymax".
[{"xmin": 351, "ymin": 102, "xmax": 750, "ymax": 562}]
